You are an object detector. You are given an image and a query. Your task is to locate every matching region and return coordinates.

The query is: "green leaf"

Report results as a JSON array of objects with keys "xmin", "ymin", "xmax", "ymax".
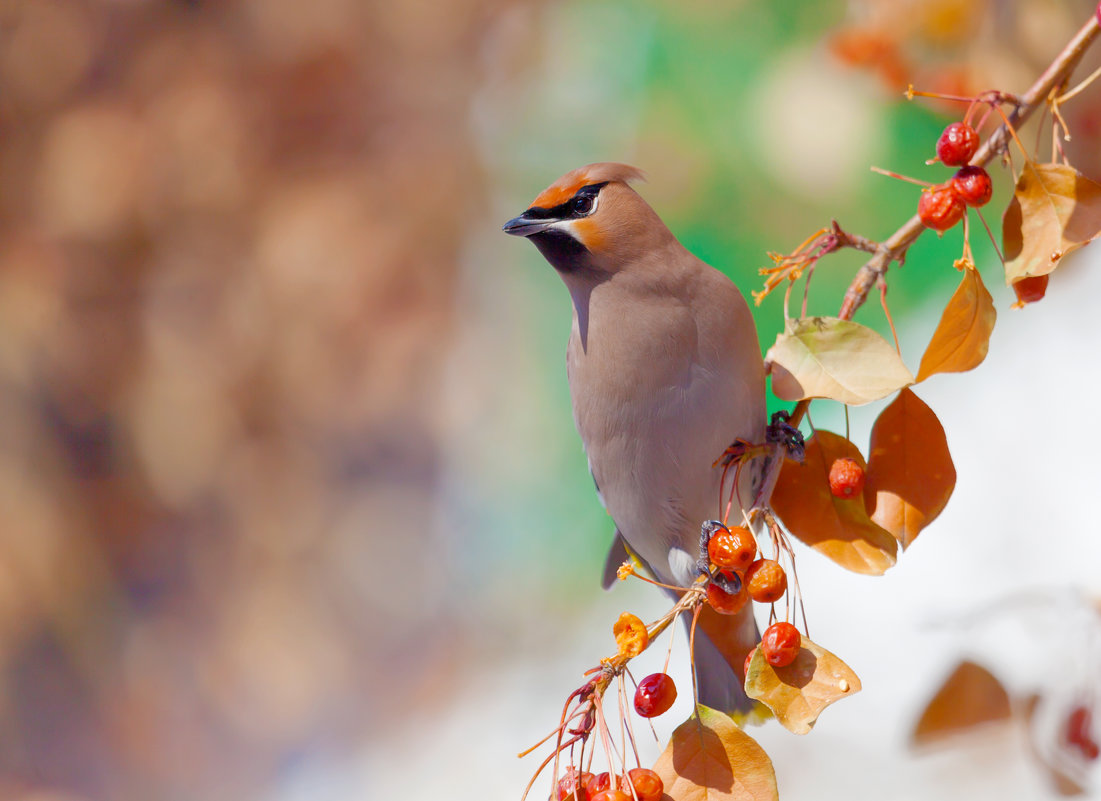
[{"xmin": 766, "ymin": 316, "xmax": 913, "ymax": 405}]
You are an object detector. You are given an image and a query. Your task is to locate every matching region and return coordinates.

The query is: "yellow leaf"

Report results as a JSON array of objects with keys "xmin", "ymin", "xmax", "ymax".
[
  {"xmin": 864, "ymin": 388, "xmax": 956, "ymax": 549},
  {"xmin": 766, "ymin": 316, "xmax": 914, "ymax": 406},
  {"xmin": 916, "ymin": 265, "xmax": 996, "ymax": 382},
  {"xmin": 770, "ymin": 431, "xmax": 897, "ymax": 575},
  {"xmin": 911, "ymin": 660, "xmax": 1011, "ymax": 747},
  {"xmin": 744, "ymin": 638, "xmax": 861, "ymax": 735},
  {"xmin": 652, "ymin": 706, "xmax": 778, "ymax": 801},
  {"xmin": 1002, "ymin": 162, "xmax": 1101, "ymax": 283}
]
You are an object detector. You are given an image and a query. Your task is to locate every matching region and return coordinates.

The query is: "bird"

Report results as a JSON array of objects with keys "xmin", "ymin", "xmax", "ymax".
[{"xmin": 503, "ymin": 162, "xmax": 769, "ymax": 715}]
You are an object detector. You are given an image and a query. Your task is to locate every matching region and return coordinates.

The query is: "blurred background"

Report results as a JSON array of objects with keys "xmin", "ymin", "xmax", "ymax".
[{"xmin": 1, "ymin": 0, "xmax": 1100, "ymax": 799}]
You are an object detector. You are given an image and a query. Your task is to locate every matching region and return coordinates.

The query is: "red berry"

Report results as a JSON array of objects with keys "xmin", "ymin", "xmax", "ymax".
[
  {"xmin": 744, "ymin": 647, "xmax": 757, "ymax": 679},
  {"xmin": 936, "ymin": 121, "xmax": 980, "ymax": 166},
  {"xmin": 1065, "ymin": 704, "xmax": 1100, "ymax": 760},
  {"xmin": 586, "ymin": 773, "xmax": 614, "ymax": 796},
  {"xmin": 590, "ymin": 792, "xmax": 631, "ymax": 801},
  {"xmin": 744, "ymin": 558, "xmax": 787, "ymax": 603},
  {"xmin": 950, "ymin": 165, "xmax": 993, "ymax": 207},
  {"xmin": 706, "ymin": 571, "xmax": 749, "ymax": 615},
  {"xmin": 707, "ymin": 525, "xmax": 757, "ymax": 571},
  {"xmin": 918, "ymin": 183, "xmax": 965, "ymax": 231},
  {"xmin": 557, "ymin": 768, "xmax": 593, "ymax": 801},
  {"xmin": 828, "ymin": 457, "xmax": 865, "ymax": 498},
  {"xmin": 1012, "ymin": 274, "xmax": 1048, "ymax": 305},
  {"xmin": 634, "ymin": 673, "xmax": 677, "ymax": 718},
  {"xmin": 761, "ymin": 622, "xmax": 801, "ymax": 668},
  {"xmin": 624, "ymin": 768, "xmax": 664, "ymax": 801}
]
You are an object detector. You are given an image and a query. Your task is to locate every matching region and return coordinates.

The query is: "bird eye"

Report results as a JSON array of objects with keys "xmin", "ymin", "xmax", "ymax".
[{"xmin": 571, "ymin": 194, "xmax": 595, "ymax": 216}]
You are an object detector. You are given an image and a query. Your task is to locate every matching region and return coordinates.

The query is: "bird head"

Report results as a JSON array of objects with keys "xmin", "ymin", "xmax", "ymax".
[{"xmin": 503, "ymin": 162, "xmax": 671, "ymax": 275}]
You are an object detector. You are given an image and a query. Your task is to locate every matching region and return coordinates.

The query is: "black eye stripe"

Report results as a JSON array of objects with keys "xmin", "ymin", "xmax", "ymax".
[{"xmin": 524, "ymin": 182, "xmax": 607, "ymax": 220}]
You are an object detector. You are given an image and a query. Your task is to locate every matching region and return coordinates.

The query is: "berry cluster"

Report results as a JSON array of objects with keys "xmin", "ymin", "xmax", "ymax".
[
  {"xmin": 918, "ymin": 122, "xmax": 993, "ymax": 231},
  {"xmin": 701, "ymin": 523, "xmax": 800, "ymax": 669},
  {"xmin": 556, "ymin": 766, "xmax": 665, "ymax": 801}
]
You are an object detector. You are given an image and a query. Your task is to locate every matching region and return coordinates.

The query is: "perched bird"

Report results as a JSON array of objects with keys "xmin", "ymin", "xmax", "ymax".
[{"xmin": 503, "ymin": 162, "xmax": 768, "ymax": 715}]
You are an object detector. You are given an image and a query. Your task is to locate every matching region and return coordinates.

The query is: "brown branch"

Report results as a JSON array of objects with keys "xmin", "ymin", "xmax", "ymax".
[
  {"xmin": 786, "ymin": 12, "xmax": 1101, "ymax": 431},
  {"xmin": 837, "ymin": 12, "xmax": 1101, "ymax": 321}
]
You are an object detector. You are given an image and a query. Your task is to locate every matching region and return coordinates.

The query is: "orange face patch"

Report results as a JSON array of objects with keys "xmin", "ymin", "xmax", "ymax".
[
  {"xmin": 531, "ymin": 176, "xmax": 589, "ymax": 210},
  {"xmin": 569, "ymin": 216, "xmax": 605, "ymax": 252}
]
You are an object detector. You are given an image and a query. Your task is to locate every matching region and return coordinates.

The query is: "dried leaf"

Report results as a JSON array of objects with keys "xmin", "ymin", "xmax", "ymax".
[
  {"xmin": 864, "ymin": 388, "xmax": 956, "ymax": 549},
  {"xmin": 744, "ymin": 637, "xmax": 861, "ymax": 735},
  {"xmin": 911, "ymin": 660, "xmax": 1011, "ymax": 747},
  {"xmin": 652, "ymin": 706, "xmax": 778, "ymax": 801},
  {"xmin": 770, "ymin": 430, "xmax": 898, "ymax": 575},
  {"xmin": 766, "ymin": 316, "xmax": 913, "ymax": 405},
  {"xmin": 915, "ymin": 265, "xmax": 996, "ymax": 382},
  {"xmin": 613, "ymin": 612, "xmax": 648, "ymax": 658},
  {"xmin": 1002, "ymin": 162, "xmax": 1101, "ymax": 283}
]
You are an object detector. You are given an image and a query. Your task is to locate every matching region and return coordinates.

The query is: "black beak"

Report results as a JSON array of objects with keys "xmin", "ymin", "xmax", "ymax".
[{"xmin": 502, "ymin": 212, "xmax": 554, "ymax": 237}]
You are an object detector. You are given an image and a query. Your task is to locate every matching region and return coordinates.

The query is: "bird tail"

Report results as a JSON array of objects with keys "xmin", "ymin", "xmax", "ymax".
[{"xmin": 686, "ymin": 603, "xmax": 769, "ymax": 722}]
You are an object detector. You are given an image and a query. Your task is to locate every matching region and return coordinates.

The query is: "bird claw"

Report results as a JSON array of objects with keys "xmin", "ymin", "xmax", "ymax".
[
  {"xmin": 711, "ymin": 568, "xmax": 742, "ymax": 595},
  {"xmin": 767, "ymin": 410, "xmax": 805, "ymax": 462}
]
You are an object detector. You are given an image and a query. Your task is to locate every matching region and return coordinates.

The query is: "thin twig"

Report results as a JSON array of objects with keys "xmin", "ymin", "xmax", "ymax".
[{"xmin": 838, "ymin": 13, "xmax": 1101, "ymax": 321}]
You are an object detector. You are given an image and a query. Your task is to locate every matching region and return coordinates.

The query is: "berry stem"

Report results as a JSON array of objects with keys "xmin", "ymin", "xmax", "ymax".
[
  {"xmin": 870, "ymin": 165, "xmax": 932, "ymax": 187},
  {"xmin": 1056, "ymin": 62, "xmax": 1101, "ymax": 104},
  {"xmin": 837, "ymin": 10, "xmax": 1101, "ymax": 322}
]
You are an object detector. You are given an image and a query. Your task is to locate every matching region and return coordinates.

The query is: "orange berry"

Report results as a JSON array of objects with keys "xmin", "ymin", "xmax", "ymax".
[
  {"xmin": 707, "ymin": 525, "xmax": 756, "ymax": 571},
  {"xmin": 586, "ymin": 773, "xmax": 614, "ymax": 797},
  {"xmin": 918, "ymin": 183, "xmax": 965, "ymax": 232},
  {"xmin": 623, "ymin": 768, "xmax": 664, "ymax": 801},
  {"xmin": 557, "ymin": 768, "xmax": 593, "ymax": 801},
  {"xmin": 761, "ymin": 622, "xmax": 801, "ymax": 668},
  {"xmin": 590, "ymin": 792, "xmax": 631, "ymax": 801},
  {"xmin": 744, "ymin": 646, "xmax": 757, "ymax": 679},
  {"xmin": 828, "ymin": 457, "xmax": 865, "ymax": 498},
  {"xmin": 706, "ymin": 571, "xmax": 749, "ymax": 615},
  {"xmin": 744, "ymin": 559, "xmax": 787, "ymax": 603},
  {"xmin": 613, "ymin": 612, "xmax": 648, "ymax": 658}
]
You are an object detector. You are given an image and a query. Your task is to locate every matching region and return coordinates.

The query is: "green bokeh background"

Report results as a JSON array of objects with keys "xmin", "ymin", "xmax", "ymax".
[
  {"xmin": 467, "ymin": 0, "xmax": 1007, "ymax": 609},
  {"xmin": 4, "ymin": 1, "xmax": 1099, "ymax": 799}
]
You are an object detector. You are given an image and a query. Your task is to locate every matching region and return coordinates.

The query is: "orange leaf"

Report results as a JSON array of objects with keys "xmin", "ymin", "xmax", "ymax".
[
  {"xmin": 652, "ymin": 706, "xmax": 778, "ymax": 801},
  {"xmin": 1002, "ymin": 162, "xmax": 1101, "ymax": 283},
  {"xmin": 911, "ymin": 660, "xmax": 1011, "ymax": 747},
  {"xmin": 613, "ymin": 612, "xmax": 648, "ymax": 658},
  {"xmin": 770, "ymin": 431, "xmax": 897, "ymax": 575},
  {"xmin": 915, "ymin": 264, "xmax": 996, "ymax": 382},
  {"xmin": 744, "ymin": 637, "xmax": 861, "ymax": 735},
  {"xmin": 864, "ymin": 388, "xmax": 956, "ymax": 549}
]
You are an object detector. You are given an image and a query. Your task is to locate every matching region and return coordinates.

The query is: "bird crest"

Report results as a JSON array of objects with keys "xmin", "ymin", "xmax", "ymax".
[{"xmin": 530, "ymin": 162, "xmax": 646, "ymax": 209}]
